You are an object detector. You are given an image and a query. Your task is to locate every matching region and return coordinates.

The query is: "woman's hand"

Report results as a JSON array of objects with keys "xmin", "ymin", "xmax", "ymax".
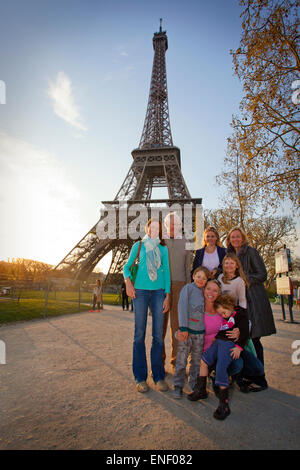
[
  {"xmin": 226, "ymin": 327, "xmax": 240, "ymax": 341},
  {"xmin": 125, "ymin": 279, "xmax": 136, "ymax": 299},
  {"xmin": 230, "ymin": 346, "xmax": 242, "ymax": 360},
  {"xmin": 177, "ymin": 330, "xmax": 189, "ymax": 342},
  {"xmin": 163, "ymin": 293, "xmax": 170, "ymax": 314}
]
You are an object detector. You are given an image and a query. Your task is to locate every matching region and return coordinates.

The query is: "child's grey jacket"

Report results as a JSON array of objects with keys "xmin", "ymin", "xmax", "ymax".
[{"xmin": 178, "ymin": 282, "xmax": 205, "ymax": 334}]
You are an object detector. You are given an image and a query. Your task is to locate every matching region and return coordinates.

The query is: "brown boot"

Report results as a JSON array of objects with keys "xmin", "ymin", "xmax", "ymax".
[
  {"xmin": 213, "ymin": 387, "xmax": 230, "ymax": 420},
  {"xmin": 187, "ymin": 376, "xmax": 208, "ymax": 401}
]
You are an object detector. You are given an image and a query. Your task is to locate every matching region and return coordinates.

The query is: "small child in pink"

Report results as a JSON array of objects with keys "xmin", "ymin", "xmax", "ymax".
[{"xmin": 199, "ymin": 294, "xmax": 249, "ymax": 420}]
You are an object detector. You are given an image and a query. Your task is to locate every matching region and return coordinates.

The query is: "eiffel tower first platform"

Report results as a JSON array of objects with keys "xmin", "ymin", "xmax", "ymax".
[{"xmin": 53, "ymin": 21, "xmax": 202, "ymax": 283}]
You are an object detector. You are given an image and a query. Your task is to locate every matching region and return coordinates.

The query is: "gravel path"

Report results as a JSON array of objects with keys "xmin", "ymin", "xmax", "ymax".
[{"xmin": 0, "ymin": 305, "xmax": 299, "ymax": 450}]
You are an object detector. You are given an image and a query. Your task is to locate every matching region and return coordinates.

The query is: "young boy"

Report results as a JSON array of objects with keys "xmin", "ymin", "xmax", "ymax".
[
  {"xmin": 196, "ymin": 294, "xmax": 249, "ymax": 420},
  {"xmin": 173, "ymin": 267, "xmax": 210, "ymax": 399}
]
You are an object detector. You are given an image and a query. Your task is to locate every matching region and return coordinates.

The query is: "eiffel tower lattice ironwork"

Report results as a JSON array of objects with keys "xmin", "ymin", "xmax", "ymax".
[{"xmin": 53, "ymin": 21, "xmax": 202, "ymax": 282}]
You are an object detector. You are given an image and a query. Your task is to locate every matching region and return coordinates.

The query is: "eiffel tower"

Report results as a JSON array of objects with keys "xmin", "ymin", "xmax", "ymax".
[{"xmin": 53, "ymin": 20, "xmax": 202, "ymax": 283}]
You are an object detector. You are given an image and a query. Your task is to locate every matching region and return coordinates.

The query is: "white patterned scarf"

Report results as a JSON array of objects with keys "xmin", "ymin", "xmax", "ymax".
[{"xmin": 142, "ymin": 234, "xmax": 161, "ymax": 281}]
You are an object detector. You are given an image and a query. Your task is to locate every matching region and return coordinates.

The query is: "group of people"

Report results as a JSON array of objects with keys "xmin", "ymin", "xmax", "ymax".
[{"xmin": 123, "ymin": 214, "xmax": 276, "ymax": 421}]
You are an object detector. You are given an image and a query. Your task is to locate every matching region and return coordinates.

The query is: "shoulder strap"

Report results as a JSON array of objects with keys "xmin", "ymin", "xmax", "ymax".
[
  {"xmin": 131, "ymin": 241, "xmax": 142, "ymax": 267},
  {"xmin": 136, "ymin": 240, "xmax": 142, "ymax": 261}
]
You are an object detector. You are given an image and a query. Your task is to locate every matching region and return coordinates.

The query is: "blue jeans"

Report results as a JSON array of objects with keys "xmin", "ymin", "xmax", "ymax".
[
  {"xmin": 207, "ymin": 349, "xmax": 264, "ymax": 385},
  {"xmin": 202, "ymin": 339, "xmax": 236, "ymax": 387},
  {"xmin": 133, "ymin": 289, "xmax": 166, "ymax": 383},
  {"xmin": 228, "ymin": 356, "xmax": 243, "ymax": 376}
]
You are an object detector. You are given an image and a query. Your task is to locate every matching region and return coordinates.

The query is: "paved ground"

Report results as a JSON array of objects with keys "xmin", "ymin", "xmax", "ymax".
[{"xmin": 0, "ymin": 304, "xmax": 299, "ymax": 450}]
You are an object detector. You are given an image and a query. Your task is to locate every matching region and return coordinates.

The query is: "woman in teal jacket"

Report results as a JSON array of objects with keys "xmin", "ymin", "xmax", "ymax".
[{"xmin": 123, "ymin": 218, "xmax": 171, "ymax": 393}]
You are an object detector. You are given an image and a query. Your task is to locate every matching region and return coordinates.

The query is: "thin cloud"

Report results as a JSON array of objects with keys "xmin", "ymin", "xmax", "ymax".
[{"xmin": 47, "ymin": 71, "xmax": 87, "ymax": 131}]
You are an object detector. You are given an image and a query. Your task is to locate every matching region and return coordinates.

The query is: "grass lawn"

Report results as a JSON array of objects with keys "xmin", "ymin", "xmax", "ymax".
[{"xmin": 0, "ymin": 291, "xmax": 122, "ymax": 325}]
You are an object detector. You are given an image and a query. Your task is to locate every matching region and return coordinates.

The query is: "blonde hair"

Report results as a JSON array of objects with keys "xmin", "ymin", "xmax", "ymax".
[
  {"xmin": 226, "ymin": 226, "xmax": 248, "ymax": 249},
  {"xmin": 202, "ymin": 226, "xmax": 222, "ymax": 248},
  {"xmin": 221, "ymin": 253, "xmax": 249, "ymax": 287}
]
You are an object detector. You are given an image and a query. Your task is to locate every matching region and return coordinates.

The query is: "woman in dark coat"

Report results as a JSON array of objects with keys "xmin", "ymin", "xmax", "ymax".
[
  {"xmin": 192, "ymin": 226, "xmax": 226, "ymax": 280},
  {"xmin": 226, "ymin": 227, "xmax": 276, "ymax": 365}
]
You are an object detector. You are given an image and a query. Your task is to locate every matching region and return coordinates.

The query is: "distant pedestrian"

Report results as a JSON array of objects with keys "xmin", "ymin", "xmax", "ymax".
[
  {"xmin": 288, "ymin": 277, "xmax": 294, "ymax": 310},
  {"xmin": 296, "ymin": 286, "xmax": 300, "ymax": 311},
  {"xmin": 121, "ymin": 281, "xmax": 129, "ymax": 310},
  {"xmin": 90, "ymin": 279, "xmax": 102, "ymax": 312}
]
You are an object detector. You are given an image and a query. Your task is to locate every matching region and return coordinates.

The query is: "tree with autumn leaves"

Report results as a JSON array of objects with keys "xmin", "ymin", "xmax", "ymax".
[
  {"xmin": 211, "ymin": 0, "xmax": 299, "ymax": 284},
  {"xmin": 224, "ymin": 0, "xmax": 299, "ymax": 210}
]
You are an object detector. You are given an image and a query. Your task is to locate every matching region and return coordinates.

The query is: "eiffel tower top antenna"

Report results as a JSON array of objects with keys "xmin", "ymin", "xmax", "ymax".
[
  {"xmin": 138, "ymin": 19, "xmax": 173, "ymax": 150},
  {"xmin": 159, "ymin": 18, "xmax": 162, "ymax": 32}
]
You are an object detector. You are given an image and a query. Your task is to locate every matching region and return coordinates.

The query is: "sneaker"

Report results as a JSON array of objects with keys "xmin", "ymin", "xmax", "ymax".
[
  {"xmin": 97, "ymin": 309, "xmax": 100, "ymax": 312},
  {"xmin": 155, "ymin": 380, "xmax": 169, "ymax": 392},
  {"xmin": 173, "ymin": 386, "xmax": 183, "ymax": 399},
  {"xmin": 136, "ymin": 381, "xmax": 149, "ymax": 393},
  {"xmin": 89, "ymin": 309, "xmax": 94, "ymax": 312}
]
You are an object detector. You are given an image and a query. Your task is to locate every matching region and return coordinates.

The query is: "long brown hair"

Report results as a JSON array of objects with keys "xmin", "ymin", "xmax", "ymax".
[
  {"xmin": 145, "ymin": 218, "xmax": 166, "ymax": 246},
  {"xmin": 221, "ymin": 253, "xmax": 249, "ymax": 287}
]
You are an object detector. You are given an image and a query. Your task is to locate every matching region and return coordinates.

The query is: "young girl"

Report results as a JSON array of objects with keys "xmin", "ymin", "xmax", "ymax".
[
  {"xmin": 218, "ymin": 253, "xmax": 249, "ymax": 308},
  {"xmin": 218, "ymin": 254, "xmax": 266, "ymax": 392},
  {"xmin": 173, "ymin": 266, "xmax": 210, "ymax": 399},
  {"xmin": 197, "ymin": 294, "xmax": 249, "ymax": 420}
]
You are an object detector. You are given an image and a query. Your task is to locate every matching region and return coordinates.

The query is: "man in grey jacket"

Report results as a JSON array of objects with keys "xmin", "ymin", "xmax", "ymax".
[{"xmin": 163, "ymin": 212, "xmax": 191, "ymax": 372}]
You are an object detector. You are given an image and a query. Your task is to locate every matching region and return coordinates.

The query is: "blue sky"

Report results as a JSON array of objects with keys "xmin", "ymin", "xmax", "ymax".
[{"xmin": 0, "ymin": 0, "xmax": 298, "ymax": 270}]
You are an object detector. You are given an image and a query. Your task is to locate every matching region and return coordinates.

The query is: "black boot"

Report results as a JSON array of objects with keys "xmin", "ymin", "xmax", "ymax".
[
  {"xmin": 210, "ymin": 373, "xmax": 220, "ymax": 398},
  {"xmin": 187, "ymin": 376, "xmax": 208, "ymax": 401},
  {"xmin": 213, "ymin": 388, "xmax": 231, "ymax": 420}
]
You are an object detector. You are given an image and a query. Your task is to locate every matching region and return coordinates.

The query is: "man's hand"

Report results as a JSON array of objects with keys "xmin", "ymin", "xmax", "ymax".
[{"xmin": 177, "ymin": 330, "xmax": 189, "ymax": 341}]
